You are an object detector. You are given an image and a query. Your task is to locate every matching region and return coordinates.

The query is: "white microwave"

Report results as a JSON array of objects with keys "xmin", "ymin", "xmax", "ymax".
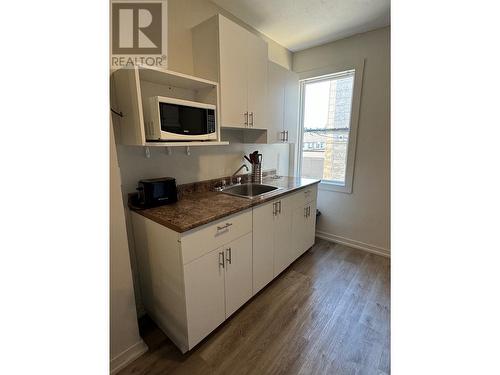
[{"xmin": 144, "ymin": 96, "xmax": 217, "ymax": 141}]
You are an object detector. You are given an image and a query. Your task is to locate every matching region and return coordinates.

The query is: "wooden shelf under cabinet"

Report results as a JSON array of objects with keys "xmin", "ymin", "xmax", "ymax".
[{"xmin": 144, "ymin": 141, "xmax": 229, "ymax": 147}]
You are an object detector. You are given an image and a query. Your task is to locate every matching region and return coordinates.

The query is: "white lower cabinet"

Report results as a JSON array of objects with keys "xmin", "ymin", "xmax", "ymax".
[
  {"xmin": 131, "ymin": 186, "xmax": 318, "ymax": 354},
  {"xmin": 251, "ymin": 201, "xmax": 275, "ymax": 293},
  {"xmin": 223, "ymin": 232, "xmax": 253, "ymax": 317},
  {"xmin": 273, "ymin": 195, "xmax": 294, "ymax": 277},
  {"xmin": 131, "ymin": 209, "xmax": 253, "ymax": 353},
  {"xmin": 291, "ymin": 199, "xmax": 317, "ymax": 261},
  {"xmin": 304, "ymin": 199, "xmax": 317, "ymax": 251},
  {"xmin": 184, "ymin": 247, "xmax": 226, "ymax": 347},
  {"xmin": 252, "ymin": 187, "xmax": 318, "ymax": 294},
  {"xmin": 252, "ymin": 195, "xmax": 293, "ymax": 294},
  {"xmin": 184, "ymin": 231, "xmax": 252, "ymax": 347},
  {"xmin": 291, "ymin": 207, "xmax": 307, "ymax": 261}
]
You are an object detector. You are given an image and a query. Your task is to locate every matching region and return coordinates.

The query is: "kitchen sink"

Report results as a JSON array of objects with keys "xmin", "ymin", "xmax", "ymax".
[{"xmin": 220, "ymin": 183, "xmax": 280, "ymax": 198}]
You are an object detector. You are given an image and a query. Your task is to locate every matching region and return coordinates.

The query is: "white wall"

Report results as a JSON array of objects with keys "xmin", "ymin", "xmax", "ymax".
[
  {"xmin": 293, "ymin": 27, "xmax": 390, "ymax": 255},
  {"xmin": 117, "ymin": 143, "xmax": 290, "ymax": 194},
  {"xmin": 110, "ymin": 121, "xmax": 147, "ymax": 373}
]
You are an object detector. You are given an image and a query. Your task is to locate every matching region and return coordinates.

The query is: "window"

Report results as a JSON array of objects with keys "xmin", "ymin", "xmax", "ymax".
[{"xmin": 297, "ymin": 63, "xmax": 363, "ymax": 194}]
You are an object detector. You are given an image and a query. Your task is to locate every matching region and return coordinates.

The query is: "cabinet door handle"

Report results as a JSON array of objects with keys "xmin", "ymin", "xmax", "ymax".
[
  {"xmin": 217, "ymin": 222, "xmax": 232, "ymax": 231},
  {"xmin": 226, "ymin": 247, "xmax": 232, "ymax": 264},
  {"xmin": 285, "ymin": 131, "xmax": 288, "ymax": 142},
  {"xmin": 304, "ymin": 207, "xmax": 307, "ymax": 218},
  {"xmin": 219, "ymin": 251, "xmax": 225, "ymax": 269},
  {"xmin": 249, "ymin": 112, "xmax": 254, "ymax": 127},
  {"xmin": 244, "ymin": 112, "xmax": 248, "ymax": 127},
  {"xmin": 273, "ymin": 202, "xmax": 277, "ymax": 216},
  {"xmin": 278, "ymin": 201, "xmax": 282, "ymax": 214}
]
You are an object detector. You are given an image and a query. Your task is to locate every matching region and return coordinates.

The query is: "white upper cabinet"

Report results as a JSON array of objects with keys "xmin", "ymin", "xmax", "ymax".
[
  {"xmin": 267, "ymin": 61, "xmax": 299, "ymax": 143},
  {"xmin": 246, "ymin": 32, "xmax": 269, "ymax": 129},
  {"xmin": 267, "ymin": 62, "xmax": 286, "ymax": 143},
  {"xmin": 284, "ymin": 68, "xmax": 299, "ymax": 144},
  {"xmin": 192, "ymin": 14, "xmax": 268, "ymax": 129},
  {"xmin": 218, "ymin": 16, "xmax": 249, "ymax": 128}
]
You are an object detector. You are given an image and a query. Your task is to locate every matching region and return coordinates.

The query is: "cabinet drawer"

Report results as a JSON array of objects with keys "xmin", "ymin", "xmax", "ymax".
[
  {"xmin": 181, "ymin": 209, "xmax": 252, "ymax": 264},
  {"xmin": 292, "ymin": 184, "xmax": 318, "ymax": 208}
]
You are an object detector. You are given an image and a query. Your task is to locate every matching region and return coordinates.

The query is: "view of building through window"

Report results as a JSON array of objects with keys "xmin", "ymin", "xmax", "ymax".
[{"xmin": 301, "ymin": 72, "xmax": 355, "ymax": 184}]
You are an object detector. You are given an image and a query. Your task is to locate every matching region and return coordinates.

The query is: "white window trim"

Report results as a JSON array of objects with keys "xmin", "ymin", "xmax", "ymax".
[{"xmin": 295, "ymin": 58, "xmax": 365, "ymax": 194}]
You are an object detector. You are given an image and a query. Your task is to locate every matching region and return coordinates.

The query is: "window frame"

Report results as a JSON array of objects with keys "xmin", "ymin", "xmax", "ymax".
[{"xmin": 295, "ymin": 59, "xmax": 365, "ymax": 194}]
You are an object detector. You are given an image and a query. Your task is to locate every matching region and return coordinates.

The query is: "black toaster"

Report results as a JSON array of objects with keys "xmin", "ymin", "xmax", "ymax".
[{"xmin": 136, "ymin": 177, "xmax": 177, "ymax": 208}]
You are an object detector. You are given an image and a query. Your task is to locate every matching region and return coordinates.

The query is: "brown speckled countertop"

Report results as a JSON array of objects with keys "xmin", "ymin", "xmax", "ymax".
[{"xmin": 130, "ymin": 176, "xmax": 320, "ymax": 233}]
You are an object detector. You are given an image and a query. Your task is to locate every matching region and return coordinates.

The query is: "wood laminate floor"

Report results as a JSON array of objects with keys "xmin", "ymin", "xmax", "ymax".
[{"xmin": 118, "ymin": 239, "xmax": 390, "ymax": 375}]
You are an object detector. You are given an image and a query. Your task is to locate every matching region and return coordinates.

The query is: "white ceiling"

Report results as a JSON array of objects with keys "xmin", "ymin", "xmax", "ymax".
[{"xmin": 212, "ymin": 0, "xmax": 390, "ymax": 52}]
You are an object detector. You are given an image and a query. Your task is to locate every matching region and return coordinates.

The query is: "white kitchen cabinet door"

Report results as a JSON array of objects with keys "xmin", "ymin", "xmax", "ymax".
[
  {"xmin": 291, "ymin": 205, "xmax": 307, "ymax": 261},
  {"xmin": 304, "ymin": 200, "xmax": 317, "ymax": 251},
  {"xmin": 252, "ymin": 200, "xmax": 276, "ymax": 294},
  {"xmin": 224, "ymin": 232, "xmax": 253, "ymax": 318},
  {"xmin": 291, "ymin": 200, "xmax": 317, "ymax": 261},
  {"xmin": 283, "ymin": 69, "xmax": 299, "ymax": 144},
  {"xmin": 273, "ymin": 196, "xmax": 293, "ymax": 277},
  {"xmin": 183, "ymin": 247, "xmax": 226, "ymax": 348},
  {"xmin": 218, "ymin": 15, "xmax": 248, "ymax": 128},
  {"xmin": 246, "ymin": 32, "xmax": 268, "ymax": 129},
  {"xmin": 267, "ymin": 62, "xmax": 286, "ymax": 143}
]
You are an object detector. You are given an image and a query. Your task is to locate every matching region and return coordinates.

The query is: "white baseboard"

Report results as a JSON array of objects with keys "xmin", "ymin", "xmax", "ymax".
[
  {"xmin": 316, "ymin": 230, "xmax": 390, "ymax": 257},
  {"xmin": 110, "ymin": 339, "xmax": 148, "ymax": 375}
]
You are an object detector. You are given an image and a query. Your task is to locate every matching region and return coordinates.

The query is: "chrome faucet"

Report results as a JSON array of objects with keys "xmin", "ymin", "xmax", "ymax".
[
  {"xmin": 231, "ymin": 164, "xmax": 249, "ymax": 184},
  {"xmin": 215, "ymin": 164, "xmax": 250, "ymax": 192}
]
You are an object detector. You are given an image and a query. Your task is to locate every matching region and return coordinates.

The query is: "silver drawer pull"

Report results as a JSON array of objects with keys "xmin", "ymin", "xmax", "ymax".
[{"xmin": 217, "ymin": 222, "xmax": 233, "ymax": 231}]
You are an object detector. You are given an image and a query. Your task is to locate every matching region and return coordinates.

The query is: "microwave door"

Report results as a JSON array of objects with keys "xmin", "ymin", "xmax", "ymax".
[{"xmin": 160, "ymin": 103, "xmax": 208, "ymax": 135}]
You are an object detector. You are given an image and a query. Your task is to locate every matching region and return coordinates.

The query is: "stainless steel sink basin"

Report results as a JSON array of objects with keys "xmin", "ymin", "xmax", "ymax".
[{"xmin": 220, "ymin": 183, "xmax": 280, "ymax": 198}]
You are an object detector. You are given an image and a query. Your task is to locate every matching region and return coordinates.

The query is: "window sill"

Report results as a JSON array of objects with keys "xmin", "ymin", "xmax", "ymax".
[{"xmin": 318, "ymin": 180, "xmax": 352, "ymax": 194}]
